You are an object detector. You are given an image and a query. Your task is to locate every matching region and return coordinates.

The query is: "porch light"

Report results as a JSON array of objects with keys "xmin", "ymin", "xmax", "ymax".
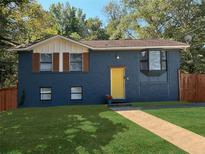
[{"xmin": 116, "ymin": 55, "xmax": 120, "ymax": 59}]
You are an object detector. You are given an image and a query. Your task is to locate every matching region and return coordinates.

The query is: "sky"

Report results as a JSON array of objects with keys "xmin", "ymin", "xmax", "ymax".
[{"xmin": 37, "ymin": 0, "xmax": 112, "ymax": 25}]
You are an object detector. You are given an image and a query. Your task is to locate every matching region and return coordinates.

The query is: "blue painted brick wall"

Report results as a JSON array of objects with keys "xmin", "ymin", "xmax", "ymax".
[{"xmin": 18, "ymin": 50, "xmax": 180, "ymax": 107}]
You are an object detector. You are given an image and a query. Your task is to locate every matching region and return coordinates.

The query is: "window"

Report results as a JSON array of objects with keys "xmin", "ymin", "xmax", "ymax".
[
  {"xmin": 40, "ymin": 88, "xmax": 52, "ymax": 101},
  {"xmin": 40, "ymin": 53, "xmax": 52, "ymax": 71},
  {"xmin": 70, "ymin": 54, "xmax": 82, "ymax": 71},
  {"xmin": 71, "ymin": 87, "xmax": 82, "ymax": 100},
  {"xmin": 161, "ymin": 51, "xmax": 167, "ymax": 70},
  {"xmin": 140, "ymin": 51, "xmax": 149, "ymax": 70},
  {"xmin": 140, "ymin": 50, "xmax": 167, "ymax": 71}
]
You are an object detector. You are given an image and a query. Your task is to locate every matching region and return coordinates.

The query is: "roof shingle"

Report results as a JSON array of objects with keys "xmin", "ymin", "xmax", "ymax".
[{"xmin": 80, "ymin": 39, "xmax": 188, "ymax": 48}]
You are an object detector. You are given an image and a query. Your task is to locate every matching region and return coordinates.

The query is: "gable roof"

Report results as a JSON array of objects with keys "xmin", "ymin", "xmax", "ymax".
[
  {"xmin": 80, "ymin": 39, "xmax": 189, "ymax": 49},
  {"xmin": 11, "ymin": 35, "xmax": 189, "ymax": 51}
]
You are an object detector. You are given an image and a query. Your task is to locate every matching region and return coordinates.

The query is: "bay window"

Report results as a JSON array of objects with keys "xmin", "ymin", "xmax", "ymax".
[{"xmin": 140, "ymin": 50, "xmax": 167, "ymax": 72}]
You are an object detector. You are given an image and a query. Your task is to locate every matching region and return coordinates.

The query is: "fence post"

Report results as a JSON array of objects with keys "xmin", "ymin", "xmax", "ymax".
[{"xmin": 178, "ymin": 70, "xmax": 182, "ymax": 101}]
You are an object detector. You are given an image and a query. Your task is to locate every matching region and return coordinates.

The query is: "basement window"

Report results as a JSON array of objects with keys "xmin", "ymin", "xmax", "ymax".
[
  {"xmin": 40, "ymin": 87, "xmax": 52, "ymax": 101},
  {"xmin": 70, "ymin": 87, "xmax": 83, "ymax": 100}
]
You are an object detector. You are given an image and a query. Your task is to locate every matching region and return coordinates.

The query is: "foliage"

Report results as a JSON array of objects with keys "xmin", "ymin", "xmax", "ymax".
[
  {"xmin": 105, "ymin": 0, "xmax": 205, "ymax": 73},
  {"xmin": 49, "ymin": 2, "xmax": 87, "ymax": 38},
  {"xmin": 50, "ymin": 2, "xmax": 109, "ymax": 40},
  {"xmin": 104, "ymin": 0, "xmax": 130, "ymax": 39},
  {"xmin": 0, "ymin": 0, "xmax": 29, "ymax": 88},
  {"xmin": 0, "ymin": 49, "xmax": 17, "ymax": 87},
  {"xmin": 85, "ymin": 17, "xmax": 109, "ymax": 40}
]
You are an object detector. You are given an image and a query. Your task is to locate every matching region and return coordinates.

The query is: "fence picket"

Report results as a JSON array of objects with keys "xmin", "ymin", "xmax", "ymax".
[
  {"xmin": 0, "ymin": 87, "xmax": 17, "ymax": 111},
  {"xmin": 180, "ymin": 72, "xmax": 205, "ymax": 102}
]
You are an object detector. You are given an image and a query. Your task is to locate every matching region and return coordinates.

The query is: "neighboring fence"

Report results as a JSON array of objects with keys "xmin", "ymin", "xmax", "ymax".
[
  {"xmin": 179, "ymin": 72, "xmax": 205, "ymax": 102},
  {"xmin": 0, "ymin": 87, "xmax": 17, "ymax": 111}
]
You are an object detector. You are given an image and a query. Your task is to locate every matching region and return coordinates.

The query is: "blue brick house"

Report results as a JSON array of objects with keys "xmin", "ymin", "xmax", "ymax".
[{"xmin": 13, "ymin": 35, "xmax": 189, "ymax": 107}]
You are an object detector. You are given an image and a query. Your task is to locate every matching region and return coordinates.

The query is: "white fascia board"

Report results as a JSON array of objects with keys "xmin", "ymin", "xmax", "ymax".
[{"xmin": 91, "ymin": 45, "xmax": 190, "ymax": 51}]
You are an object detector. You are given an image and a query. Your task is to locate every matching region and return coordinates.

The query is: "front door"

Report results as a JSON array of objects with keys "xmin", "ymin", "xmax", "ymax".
[{"xmin": 111, "ymin": 67, "xmax": 125, "ymax": 99}]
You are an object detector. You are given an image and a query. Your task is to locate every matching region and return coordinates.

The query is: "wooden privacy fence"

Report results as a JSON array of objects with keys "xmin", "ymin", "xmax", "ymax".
[
  {"xmin": 179, "ymin": 72, "xmax": 205, "ymax": 102},
  {"xmin": 0, "ymin": 87, "xmax": 17, "ymax": 111}
]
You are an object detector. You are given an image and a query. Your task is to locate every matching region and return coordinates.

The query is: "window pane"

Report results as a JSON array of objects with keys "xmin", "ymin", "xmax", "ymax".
[
  {"xmin": 71, "ymin": 94, "xmax": 82, "ymax": 100},
  {"xmin": 41, "ymin": 53, "xmax": 52, "ymax": 62},
  {"xmin": 40, "ymin": 63, "xmax": 52, "ymax": 71},
  {"xmin": 161, "ymin": 51, "xmax": 166, "ymax": 60},
  {"xmin": 71, "ymin": 87, "xmax": 82, "ymax": 93},
  {"xmin": 149, "ymin": 51, "xmax": 161, "ymax": 70},
  {"xmin": 162, "ymin": 61, "xmax": 167, "ymax": 70},
  {"xmin": 140, "ymin": 51, "xmax": 148, "ymax": 60},
  {"xmin": 70, "ymin": 54, "xmax": 82, "ymax": 62},
  {"xmin": 41, "ymin": 94, "xmax": 51, "ymax": 100},
  {"xmin": 70, "ymin": 63, "xmax": 82, "ymax": 71},
  {"xmin": 40, "ymin": 88, "xmax": 51, "ymax": 94},
  {"xmin": 140, "ymin": 61, "xmax": 148, "ymax": 70}
]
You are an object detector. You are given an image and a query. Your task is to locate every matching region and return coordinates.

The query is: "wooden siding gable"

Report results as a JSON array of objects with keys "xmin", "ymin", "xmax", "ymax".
[{"xmin": 33, "ymin": 37, "xmax": 88, "ymax": 54}]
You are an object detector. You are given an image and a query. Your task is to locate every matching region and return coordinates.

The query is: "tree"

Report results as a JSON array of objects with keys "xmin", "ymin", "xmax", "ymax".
[
  {"xmin": 0, "ymin": 0, "xmax": 29, "ymax": 88},
  {"xmin": 104, "ymin": 0, "xmax": 129, "ymax": 39},
  {"xmin": 105, "ymin": 0, "xmax": 205, "ymax": 73},
  {"xmin": 0, "ymin": 0, "xmax": 57, "ymax": 88},
  {"xmin": 10, "ymin": 2, "xmax": 58, "ymax": 44},
  {"xmin": 50, "ymin": 2, "xmax": 109, "ymax": 40},
  {"xmin": 0, "ymin": 0, "xmax": 29, "ymax": 49},
  {"xmin": 49, "ymin": 2, "xmax": 87, "ymax": 39},
  {"xmin": 85, "ymin": 18, "xmax": 109, "ymax": 40}
]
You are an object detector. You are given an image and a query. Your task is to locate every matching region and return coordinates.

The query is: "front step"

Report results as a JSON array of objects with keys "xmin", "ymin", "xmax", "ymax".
[
  {"xmin": 111, "ymin": 99, "xmax": 126, "ymax": 103},
  {"xmin": 108, "ymin": 103, "xmax": 132, "ymax": 107}
]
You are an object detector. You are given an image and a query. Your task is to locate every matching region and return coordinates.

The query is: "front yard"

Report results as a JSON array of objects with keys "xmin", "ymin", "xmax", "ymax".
[
  {"xmin": 131, "ymin": 101, "xmax": 190, "ymax": 108},
  {"xmin": 0, "ymin": 105, "xmax": 184, "ymax": 154},
  {"xmin": 145, "ymin": 107, "xmax": 205, "ymax": 137}
]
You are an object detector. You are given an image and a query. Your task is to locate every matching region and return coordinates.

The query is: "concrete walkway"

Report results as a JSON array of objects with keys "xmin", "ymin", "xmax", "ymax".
[{"xmin": 113, "ymin": 107, "xmax": 205, "ymax": 154}]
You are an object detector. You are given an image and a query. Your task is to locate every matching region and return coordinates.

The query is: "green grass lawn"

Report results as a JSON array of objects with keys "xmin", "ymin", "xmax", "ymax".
[
  {"xmin": 145, "ymin": 107, "xmax": 205, "ymax": 137},
  {"xmin": 132, "ymin": 101, "xmax": 190, "ymax": 108},
  {"xmin": 0, "ymin": 105, "xmax": 185, "ymax": 154}
]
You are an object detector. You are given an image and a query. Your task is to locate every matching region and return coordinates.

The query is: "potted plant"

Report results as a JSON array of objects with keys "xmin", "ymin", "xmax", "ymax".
[{"xmin": 105, "ymin": 95, "xmax": 112, "ymax": 105}]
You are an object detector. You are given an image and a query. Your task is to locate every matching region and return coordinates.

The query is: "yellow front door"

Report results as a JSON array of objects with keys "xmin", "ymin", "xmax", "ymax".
[{"xmin": 111, "ymin": 67, "xmax": 125, "ymax": 99}]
